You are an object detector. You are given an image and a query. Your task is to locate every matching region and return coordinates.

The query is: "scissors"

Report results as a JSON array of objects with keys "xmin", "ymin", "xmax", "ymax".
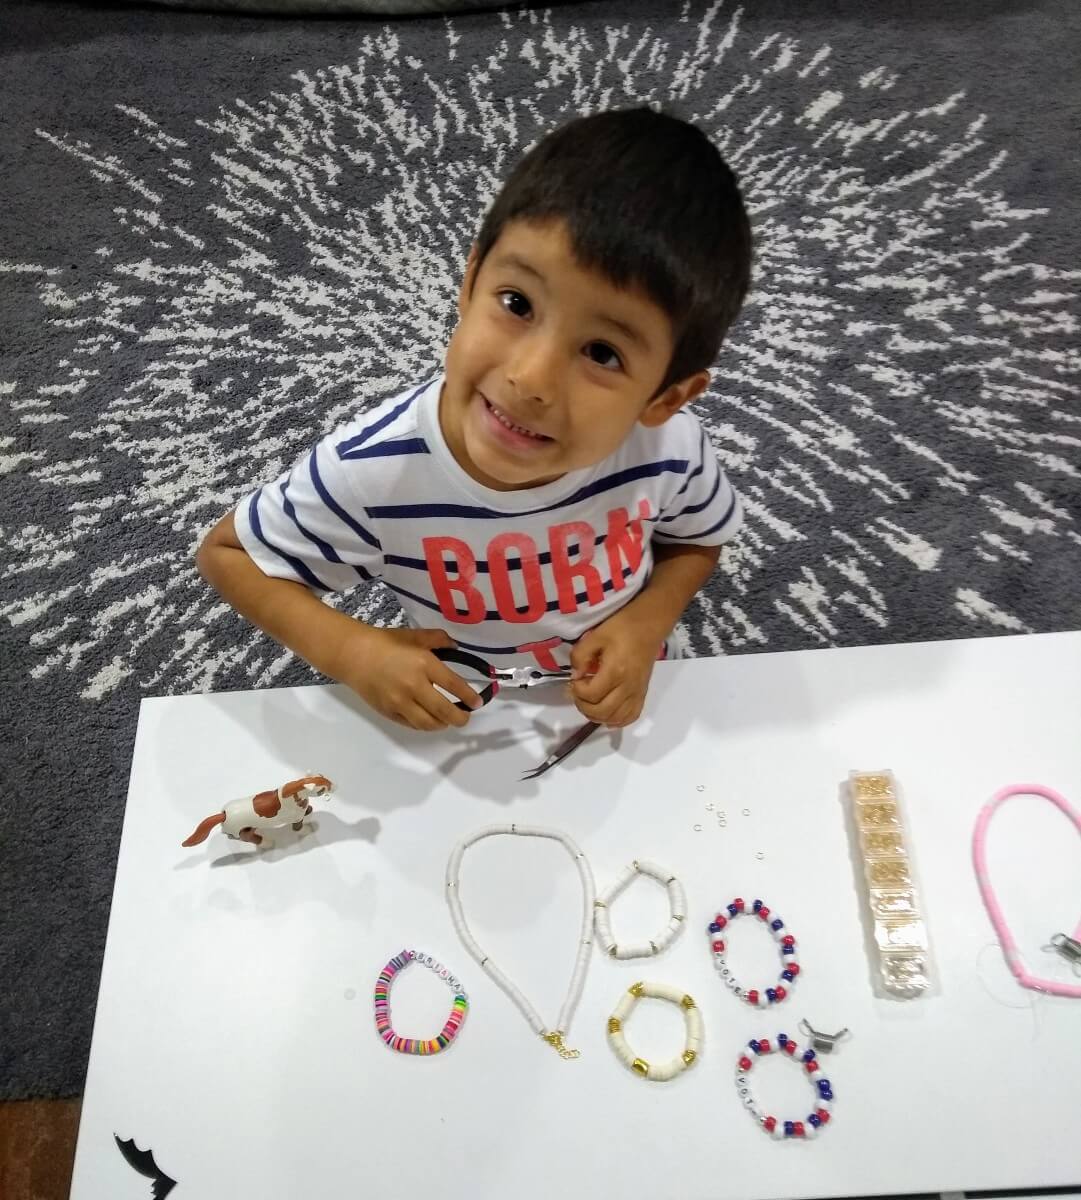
[{"xmin": 433, "ymin": 647, "xmax": 602, "ymax": 780}]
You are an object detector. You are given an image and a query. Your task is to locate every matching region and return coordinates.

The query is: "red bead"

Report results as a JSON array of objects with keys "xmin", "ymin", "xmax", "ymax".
[
  {"xmin": 758, "ymin": 906, "xmax": 771, "ymax": 920},
  {"xmin": 763, "ymin": 1117, "xmax": 776, "ymax": 1133},
  {"xmin": 783, "ymin": 1041, "xmax": 796, "ymax": 1055},
  {"xmin": 775, "ymin": 985, "xmax": 787, "ymax": 1001},
  {"xmin": 712, "ymin": 939, "xmax": 725, "ymax": 953},
  {"xmin": 739, "ymin": 1056, "xmax": 752, "ymax": 1071},
  {"xmin": 806, "ymin": 1059, "xmax": 819, "ymax": 1073},
  {"xmin": 782, "ymin": 935, "xmax": 795, "ymax": 947},
  {"xmin": 794, "ymin": 1122, "xmax": 805, "ymax": 1137},
  {"xmin": 734, "ymin": 898, "xmax": 745, "ymax": 912},
  {"xmin": 759, "ymin": 1039, "xmax": 771, "ymax": 1053},
  {"xmin": 747, "ymin": 989, "xmax": 759, "ymax": 1005},
  {"xmin": 715, "ymin": 915, "xmax": 728, "ymax": 929},
  {"xmin": 789, "ymin": 963, "xmax": 801, "ymax": 976},
  {"xmin": 816, "ymin": 1109, "xmax": 830, "ymax": 1124}
]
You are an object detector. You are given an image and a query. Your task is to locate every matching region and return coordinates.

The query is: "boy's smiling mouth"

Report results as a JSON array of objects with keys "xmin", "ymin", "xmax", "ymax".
[{"xmin": 479, "ymin": 392, "xmax": 555, "ymax": 447}]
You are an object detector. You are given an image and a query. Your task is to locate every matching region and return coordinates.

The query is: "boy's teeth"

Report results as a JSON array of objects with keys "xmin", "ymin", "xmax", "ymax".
[{"xmin": 491, "ymin": 402, "xmax": 542, "ymax": 439}]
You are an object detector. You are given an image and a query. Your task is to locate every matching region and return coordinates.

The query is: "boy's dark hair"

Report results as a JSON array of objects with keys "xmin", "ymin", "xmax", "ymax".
[{"xmin": 473, "ymin": 107, "xmax": 752, "ymax": 391}]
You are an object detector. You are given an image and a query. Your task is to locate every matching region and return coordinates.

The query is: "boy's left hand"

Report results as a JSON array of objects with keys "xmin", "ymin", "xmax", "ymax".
[{"xmin": 568, "ymin": 608, "xmax": 665, "ymax": 728}]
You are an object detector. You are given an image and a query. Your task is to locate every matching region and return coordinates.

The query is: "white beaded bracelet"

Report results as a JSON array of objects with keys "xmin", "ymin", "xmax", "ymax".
[
  {"xmin": 606, "ymin": 981, "xmax": 703, "ymax": 1082},
  {"xmin": 594, "ymin": 860, "xmax": 687, "ymax": 959}
]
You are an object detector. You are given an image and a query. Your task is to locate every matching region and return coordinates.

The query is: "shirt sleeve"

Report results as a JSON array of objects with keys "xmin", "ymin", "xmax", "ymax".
[
  {"xmin": 652, "ymin": 418, "xmax": 743, "ymax": 547},
  {"xmin": 232, "ymin": 429, "xmax": 383, "ymax": 594}
]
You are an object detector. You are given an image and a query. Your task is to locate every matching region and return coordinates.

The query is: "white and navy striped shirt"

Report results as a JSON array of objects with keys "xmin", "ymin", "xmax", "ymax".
[{"xmin": 235, "ymin": 376, "xmax": 742, "ymax": 668}]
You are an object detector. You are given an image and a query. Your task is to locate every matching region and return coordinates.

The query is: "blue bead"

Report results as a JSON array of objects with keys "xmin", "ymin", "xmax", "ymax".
[
  {"xmin": 803, "ymin": 1049, "xmax": 815, "ymax": 1063},
  {"xmin": 809, "ymin": 1114, "xmax": 822, "ymax": 1128},
  {"xmin": 766, "ymin": 988, "xmax": 777, "ymax": 1002},
  {"xmin": 778, "ymin": 1033, "xmax": 788, "ymax": 1046},
  {"xmin": 753, "ymin": 899, "xmax": 763, "ymax": 912},
  {"xmin": 783, "ymin": 945, "xmax": 795, "ymax": 954},
  {"xmin": 748, "ymin": 1039, "xmax": 760, "ymax": 1053},
  {"xmin": 784, "ymin": 1121, "xmax": 794, "ymax": 1136},
  {"xmin": 727, "ymin": 904, "xmax": 739, "ymax": 917},
  {"xmin": 782, "ymin": 970, "xmax": 794, "ymax": 982},
  {"xmin": 771, "ymin": 918, "xmax": 784, "ymax": 931},
  {"xmin": 708, "ymin": 922, "xmax": 721, "ymax": 933}
]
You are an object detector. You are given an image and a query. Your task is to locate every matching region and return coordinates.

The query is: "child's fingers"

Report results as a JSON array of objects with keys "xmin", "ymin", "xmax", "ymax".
[
  {"xmin": 400, "ymin": 701, "xmax": 448, "ymax": 732},
  {"xmin": 409, "ymin": 627, "xmax": 456, "ymax": 650},
  {"xmin": 572, "ymin": 664, "xmax": 618, "ymax": 705},
  {"xmin": 429, "ymin": 661, "xmax": 484, "ymax": 712},
  {"xmin": 607, "ymin": 698, "xmax": 642, "ymax": 728},
  {"xmin": 573, "ymin": 687, "xmax": 622, "ymax": 725},
  {"xmin": 416, "ymin": 680, "xmax": 471, "ymax": 729},
  {"xmin": 569, "ymin": 635, "xmax": 602, "ymax": 680}
]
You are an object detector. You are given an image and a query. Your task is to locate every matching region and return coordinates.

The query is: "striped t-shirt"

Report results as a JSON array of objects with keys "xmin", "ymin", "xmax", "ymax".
[{"xmin": 234, "ymin": 375, "xmax": 743, "ymax": 669}]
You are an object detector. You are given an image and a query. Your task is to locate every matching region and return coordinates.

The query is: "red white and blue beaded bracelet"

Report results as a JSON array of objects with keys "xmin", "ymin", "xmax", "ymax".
[
  {"xmin": 736, "ymin": 1034, "xmax": 835, "ymax": 1139},
  {"xmin": 708, "ymin": 897, "xmax": 800, "ymax": 1006},
  {"xmin": 373, "ymin": 950, "xmax": 469, "ymax": 1056}
]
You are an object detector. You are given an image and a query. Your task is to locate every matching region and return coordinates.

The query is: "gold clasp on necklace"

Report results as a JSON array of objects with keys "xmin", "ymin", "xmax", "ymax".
[{"xmin": 542, "ymin": 1031, "xmax": 580, "ymax": 1060}]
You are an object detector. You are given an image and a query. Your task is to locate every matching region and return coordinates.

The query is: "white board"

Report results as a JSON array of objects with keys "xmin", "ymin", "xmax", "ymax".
[{"xmin": 71, "ymin": 631, "xmax": 1081, "ymax": 1199}]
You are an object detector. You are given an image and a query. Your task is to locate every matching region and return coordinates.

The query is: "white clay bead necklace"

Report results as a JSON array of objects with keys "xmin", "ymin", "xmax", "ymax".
[
  {"xmin": 594, "ymin": 860, "xmax": 687, "ymax": 959},
  {"xmin": 606, "ymin": 981, "xmax": 703, "ymax": 1082},
  {"xmin": 446, "ymin": 823, "xmax": 595, "ymax": 1060}
]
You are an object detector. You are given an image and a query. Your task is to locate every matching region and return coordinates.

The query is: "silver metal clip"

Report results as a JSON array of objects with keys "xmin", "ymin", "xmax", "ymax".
[
  {"xmin": 799, "ymin": 1019, "xmax": 850, "ymax": 1055},
  {"xmin": 1049, "ymin": 933, "xmax": 1081, "ymax": 976}
]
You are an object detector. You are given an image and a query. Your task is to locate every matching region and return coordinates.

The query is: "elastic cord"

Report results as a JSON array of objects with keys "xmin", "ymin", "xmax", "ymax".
[{"xmin": 972, "ymin": 783, "xmax": 1081, "ymax": 998}]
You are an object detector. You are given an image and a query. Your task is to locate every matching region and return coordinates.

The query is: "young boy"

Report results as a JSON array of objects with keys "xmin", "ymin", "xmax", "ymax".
[{"xmin": 197, "ymin": 107, "xmax": 752, "ymax": 732}]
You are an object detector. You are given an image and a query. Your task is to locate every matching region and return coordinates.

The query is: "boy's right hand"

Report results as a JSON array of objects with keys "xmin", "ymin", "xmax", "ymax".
[{"xmin": 338, "ymin": 627, "xmax": 483, "ymax": 731}]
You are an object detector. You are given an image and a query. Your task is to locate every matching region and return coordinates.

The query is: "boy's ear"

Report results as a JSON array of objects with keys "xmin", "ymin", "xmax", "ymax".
[
  {"xmin": 457, "ymin": 245, "xmax": 480, "ymax": 318},
  {"xmin": 639, "ymin": 370, "xmax": 711, "ymax": 428}
]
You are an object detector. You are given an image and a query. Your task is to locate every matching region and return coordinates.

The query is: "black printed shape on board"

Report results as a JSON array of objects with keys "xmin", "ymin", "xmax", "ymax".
[{"xmin": 114, "ymin": 1134, "xmax": 178, "ymax": 1199}]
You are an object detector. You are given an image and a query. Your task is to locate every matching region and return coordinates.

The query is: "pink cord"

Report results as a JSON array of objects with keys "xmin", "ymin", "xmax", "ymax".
[{"xmin": 972, "ymin": 783, "xmax": 1081, "ymax": 998}]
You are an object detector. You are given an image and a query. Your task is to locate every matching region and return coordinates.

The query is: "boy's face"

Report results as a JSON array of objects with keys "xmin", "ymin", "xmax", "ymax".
[{"xmin": 441, "ymin": 219, "xmax": 709, "ymax": 491}]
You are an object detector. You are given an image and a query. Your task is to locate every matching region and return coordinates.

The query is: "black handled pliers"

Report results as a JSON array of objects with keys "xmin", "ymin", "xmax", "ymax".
[{"xmin": 433, "ymin": 647, "xmax": 601, "ymax": 779}]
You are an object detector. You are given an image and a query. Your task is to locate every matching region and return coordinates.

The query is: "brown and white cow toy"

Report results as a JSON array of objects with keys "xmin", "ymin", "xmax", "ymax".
[{"xmin": 182, "ymin": 774, "xmax": 334, "ymax": 850}]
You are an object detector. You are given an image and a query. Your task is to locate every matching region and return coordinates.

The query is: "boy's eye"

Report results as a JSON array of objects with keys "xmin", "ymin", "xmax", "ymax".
[
  {"xmin": 585, "ymin": 341, "xmax": 623, "ymax": 371},
  {"xmin": 499, "ymin": 290, "xmax": 532, "ymax": 318}
]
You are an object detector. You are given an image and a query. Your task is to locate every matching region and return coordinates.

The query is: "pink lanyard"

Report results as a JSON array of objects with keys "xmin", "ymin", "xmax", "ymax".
[{"xmin": 972, "ymin": 783, "xmax": 1081, "ymax": 998}]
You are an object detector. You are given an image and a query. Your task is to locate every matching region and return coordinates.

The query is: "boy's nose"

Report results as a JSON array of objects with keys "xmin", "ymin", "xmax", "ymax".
[{"xmin": 506, "ymin": 337, "xmax": 560, "ymax": 406}]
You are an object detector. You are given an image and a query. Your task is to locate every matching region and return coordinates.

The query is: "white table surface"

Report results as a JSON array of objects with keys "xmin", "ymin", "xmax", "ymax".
[{"xmin": 71, "ymin": 630, "xmax": 1081, "ymax": 1200}]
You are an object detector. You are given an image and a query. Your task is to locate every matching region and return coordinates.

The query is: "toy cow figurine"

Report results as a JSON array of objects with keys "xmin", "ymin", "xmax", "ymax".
[{"xmin": 182, "ymin": 774, "xmax": 334, "ymax": 850}]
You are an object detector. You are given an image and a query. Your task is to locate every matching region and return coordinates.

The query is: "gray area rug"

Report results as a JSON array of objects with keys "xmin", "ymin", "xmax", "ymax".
[{"xmin": 2, "ymin": 0, "xmax": 1079, "ymax": 1098}]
